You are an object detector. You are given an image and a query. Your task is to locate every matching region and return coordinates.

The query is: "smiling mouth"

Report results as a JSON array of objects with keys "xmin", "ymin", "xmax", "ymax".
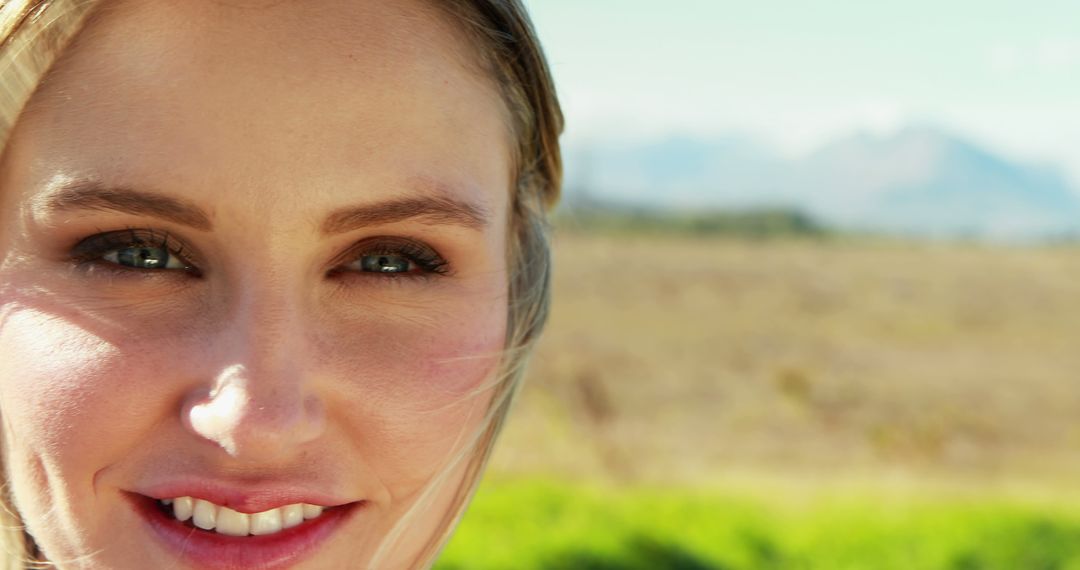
[
  {"xmin": 133, "ymin": 492, "xmax": 362, "ymax": 570},
  {"xmin": 156, "ymin": 497, "xmax": 331, "ymax": 537}
]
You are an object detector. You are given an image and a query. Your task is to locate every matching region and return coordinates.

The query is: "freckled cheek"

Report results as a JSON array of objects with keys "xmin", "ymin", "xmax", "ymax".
[
  {"xmin": 317, "ymin": 299, "xmax": 507, "ymax": 482},
  {"xmin": 322, "ymin": 295, "xmax": 508, "ymax": 406}
]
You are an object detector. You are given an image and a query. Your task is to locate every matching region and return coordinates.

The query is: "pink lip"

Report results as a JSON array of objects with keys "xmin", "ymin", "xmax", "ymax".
[{"xmin": 128, "ymin": 489, "xmax": 363, "ymax": 569}]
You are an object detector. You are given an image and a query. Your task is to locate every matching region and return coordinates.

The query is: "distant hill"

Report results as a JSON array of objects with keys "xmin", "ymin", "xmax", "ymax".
[
  {"xmin": 566, "ymin": 127, "xmax": 1080, "ymax": 240},
  {"xmin": 556, "ymin": 201, "xmax": 827, "ymax": 239}
]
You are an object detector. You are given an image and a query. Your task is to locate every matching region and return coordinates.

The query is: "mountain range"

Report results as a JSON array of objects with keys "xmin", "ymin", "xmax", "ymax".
[{"xmin": 565, "ymin": 127, "xmax": 1080, "ymax": 240}]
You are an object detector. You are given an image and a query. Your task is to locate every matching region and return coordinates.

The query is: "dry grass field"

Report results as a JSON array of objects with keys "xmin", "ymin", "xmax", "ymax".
[{"xmin": 487, "ymin": 231, "xmax": 1080, "ymax": 490}]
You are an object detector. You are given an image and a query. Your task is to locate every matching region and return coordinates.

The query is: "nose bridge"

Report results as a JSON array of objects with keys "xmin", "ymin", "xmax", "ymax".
[
  {"xmin": 183, "ymin": 276, "xmax": 325, "ymax": 461},
  {"xmin": 232, "ymin": 271, "xmax": 304, "ymax": 364}
]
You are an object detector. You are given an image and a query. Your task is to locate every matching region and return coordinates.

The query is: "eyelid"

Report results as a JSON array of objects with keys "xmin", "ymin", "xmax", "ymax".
[
  {"xmin": 69, "ymin": 228, "xmax": 202, "ymax": 273},
  {"xmin": 328, "ymin": 235, "xmax": 451, "ymax": 276}
]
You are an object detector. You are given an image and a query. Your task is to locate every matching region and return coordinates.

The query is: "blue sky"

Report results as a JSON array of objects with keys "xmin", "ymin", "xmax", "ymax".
[{"xmin": 524, "ymin": 0, "xmax": 1080, "ymax": 185}]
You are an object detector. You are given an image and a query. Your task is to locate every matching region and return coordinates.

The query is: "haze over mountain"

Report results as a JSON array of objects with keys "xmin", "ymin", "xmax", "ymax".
[{"xmin": 566, "ymin": 127, "xmax": 1080, "ymax": 240}]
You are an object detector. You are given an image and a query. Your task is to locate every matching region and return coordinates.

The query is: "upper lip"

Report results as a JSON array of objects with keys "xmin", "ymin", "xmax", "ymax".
[{"xmin": 134, "ymin": 478, "xmax": 358, "ymax": 514}]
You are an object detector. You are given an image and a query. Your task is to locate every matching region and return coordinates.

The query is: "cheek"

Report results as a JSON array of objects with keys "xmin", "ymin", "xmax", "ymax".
[
  {"xmin": 0, "ymin": 305, "xmax": 123, "ymax": 454},
  {"xmin": 320, "ymin": 293, "xmax": 507, "ymax": 487},
  {"xmin": 324, "ymin": 287, "xmax": 508, "ymax": 405},
  {"xmin": 0, "ymin": 302, "xmax": 134, "ymax": 552},
  {"xmin": 0, "ymin": 300, "xmax": 182, "ymax": 478}
]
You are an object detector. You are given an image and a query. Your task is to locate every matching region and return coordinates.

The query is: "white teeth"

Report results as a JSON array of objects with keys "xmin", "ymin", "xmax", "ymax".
[
  {"xmin": 281, "ymin": 504, "xmax": 304, "ymax": 529},
  {"xmin": 250, "ymin": 509, "xmax": 283, "ymax": 536},
  {"xmin": 215, "ymin": 506, "xmax": 250, "ymax": 537},
  {"xmin": 302, "ymin": 504, "xmax": 323, "ymax": 520},
  {"xmin": 172, "ymin": 497, "xmax": 193, "ymax": 522},
  {"xmin": 192, "ymin": 499, "xmax": 217, "ymax": 530},
  {"xmin": 160, "ymin": 496, "xmax": 328, "ymax": 536}
]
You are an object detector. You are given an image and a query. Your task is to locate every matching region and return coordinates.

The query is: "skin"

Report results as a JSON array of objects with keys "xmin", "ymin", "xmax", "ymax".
[{"xmin": 0, "ymin": 0, "xmax": 511, "ymax": 568}]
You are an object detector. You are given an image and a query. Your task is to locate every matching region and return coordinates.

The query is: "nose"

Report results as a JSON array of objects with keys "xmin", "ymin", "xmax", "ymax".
[
  {"xmin": 183, "ymin": 365, "xmax": 326, "ymax": 460},
  {"xmin": 182, "ymin": 295, "xmax": 326, "ymax": 461}
]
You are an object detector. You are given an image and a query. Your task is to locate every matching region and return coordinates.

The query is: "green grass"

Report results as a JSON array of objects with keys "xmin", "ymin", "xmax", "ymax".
[{"xmin": 436, "ymin": 479, "xmax": 1080, "ymax": 570}]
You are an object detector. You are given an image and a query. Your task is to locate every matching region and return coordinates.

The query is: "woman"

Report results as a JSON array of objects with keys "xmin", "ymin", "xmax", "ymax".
[{"xmin": 0, "ymin": 0, "xmax": 561, "ymax": 568}]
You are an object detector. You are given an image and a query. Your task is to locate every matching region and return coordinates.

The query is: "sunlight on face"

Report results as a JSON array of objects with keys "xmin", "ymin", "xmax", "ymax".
[{"xmin": 0, "ymin": 0, "xmax": 511, "ymax": 568}]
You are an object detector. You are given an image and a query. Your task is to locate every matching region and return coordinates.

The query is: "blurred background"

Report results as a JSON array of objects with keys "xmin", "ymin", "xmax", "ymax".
[{"xmin": 439, "ymin": 1, "xmax": 1080, "ymax": 568}]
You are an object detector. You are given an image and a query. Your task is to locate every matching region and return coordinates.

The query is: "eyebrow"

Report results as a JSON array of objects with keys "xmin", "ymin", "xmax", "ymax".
[
  {"xmin": 39, "ymin": 180, "xmax": 489, "ymax": 234},
  {"xmin": 42, "ymin": 181, "xmax": 214, "ymax": 231},
  {"xmin": 321, "ymin": 195, "xmax": 489, "ymax": 235}
]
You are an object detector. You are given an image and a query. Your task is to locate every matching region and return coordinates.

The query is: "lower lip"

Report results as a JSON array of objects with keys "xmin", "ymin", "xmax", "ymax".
[{"xmin": 129, "ymin": 494, "xmax": 361, "ymax": 570}]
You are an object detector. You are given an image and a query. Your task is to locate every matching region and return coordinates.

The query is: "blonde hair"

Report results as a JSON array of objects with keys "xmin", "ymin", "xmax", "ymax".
[{"xmin": 0, "ymin": 0, "xmax": 563, "ymax": 568}]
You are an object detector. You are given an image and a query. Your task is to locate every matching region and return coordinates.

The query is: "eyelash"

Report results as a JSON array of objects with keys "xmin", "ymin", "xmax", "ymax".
[
  {"xmin": 328, "ymin": 235, "xmax": 451, "ymax": 279},
  {"xmin": 70, "ymin": 228, "xmax": 200, "ymax": 275},
  {"xmin": 68, "ymin": 228, "xmax": 451, "ymax": 281}
]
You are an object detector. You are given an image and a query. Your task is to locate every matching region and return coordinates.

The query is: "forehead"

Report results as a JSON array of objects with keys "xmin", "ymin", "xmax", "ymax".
[{"xmin": 10, "ymin": 0, "xmax": 511, "ymax": 217}]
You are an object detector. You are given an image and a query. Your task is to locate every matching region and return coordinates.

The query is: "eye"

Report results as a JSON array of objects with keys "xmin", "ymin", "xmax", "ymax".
[
  {"xmin": 357, "ymin": 254, "xmax": 415, "ymax": 274},
  {"xmin": 102, "ymin": 245, "xmax": 188, "ymax": 270},
  {"xmin": 333, "ymin": 236, "xmax": 449, "ymax": 278},
  {"xmin": 71, "ymin": 229, "xmax": 200, "ymax": 275}
]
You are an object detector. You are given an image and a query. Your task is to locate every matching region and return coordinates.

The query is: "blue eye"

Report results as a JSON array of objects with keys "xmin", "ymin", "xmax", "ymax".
[
  {"xmin": 71, "ymin": 229, "xmax": 199, "ymax": 275},
  {"xmin": 358, "ymin": 254, "xmax": 414, "ymax": 274},
  {"xmin": 103, "ymin": 246, "xmax": 188, "ymax": 270},
  {"xmin": 335, "ymin": 236, "xmax": 449, "ymax": 278}
]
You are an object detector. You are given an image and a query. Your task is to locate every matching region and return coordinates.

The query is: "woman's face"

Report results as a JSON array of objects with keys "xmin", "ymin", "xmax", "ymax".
[{"xmin": 0, "ymin": 0, "xmax": 510, "ymax": 568}]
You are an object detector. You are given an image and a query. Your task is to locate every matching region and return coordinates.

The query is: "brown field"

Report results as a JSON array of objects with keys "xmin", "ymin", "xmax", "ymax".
[{"xmin": 487, "ymin": 231, "xmax": 1080, "ymax": 489}]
